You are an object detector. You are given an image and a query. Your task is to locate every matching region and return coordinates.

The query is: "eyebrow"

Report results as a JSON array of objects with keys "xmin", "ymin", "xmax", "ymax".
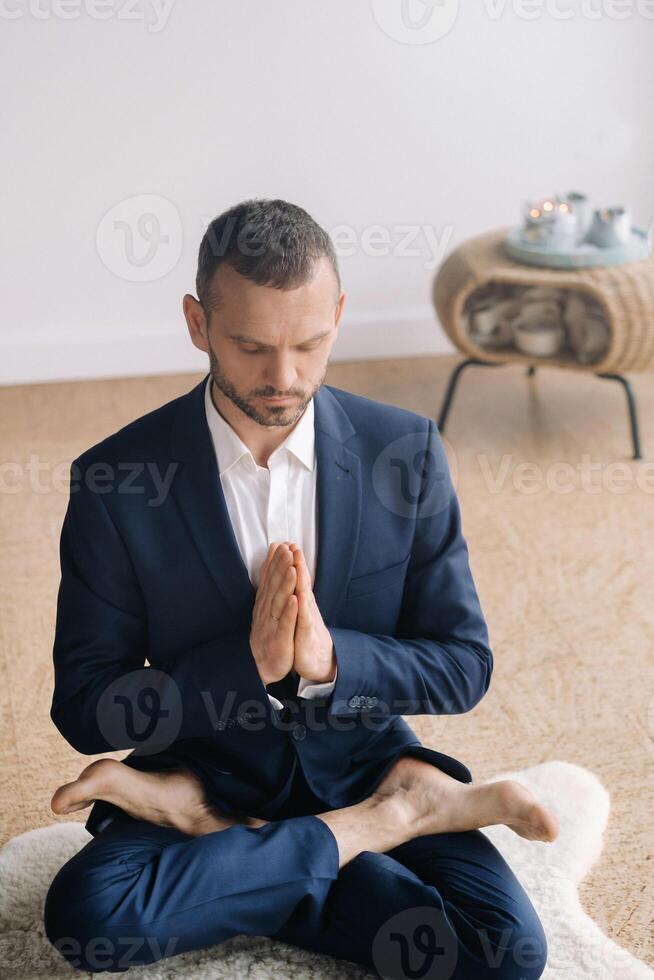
[{"xmin": 226, "ymin": 329, "xmax": 333, "ymax": 348}]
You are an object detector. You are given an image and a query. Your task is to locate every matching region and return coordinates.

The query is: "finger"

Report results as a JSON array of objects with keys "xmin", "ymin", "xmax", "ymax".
[
  {"xmin": 261, "ymin": 541, "xmax": 286, "ymax": 585},
  {"xmin": 261, "ymin": 541, "xmax": 276, "ymax": 576},
  {"xmin": 288, "ymin": 543, "xmax": 302, "ymax": 574},
  {"xmin": 281, "ymin": 592, "xmax": 297, "ymax": 628},
  {"xmin": 294, "ymin": 586, "xmax": 310, "ymax": 645},
  {"xmin": 271, "ymin": 592, "xmax": 297, "ymax": 641},
  {"xmin": 294, "ymin": 547, "xmax": 312, "ymax": 599},
  {"xmin": 254, "ymin": 542, "xmax": 279, "ymax": 606},
  {"xmin": 257, "ymin": 543, "xmax": 291, "ymax": 615},
  {"xmin": 270, "ymin": 564, "xmax": 296, "ymax": 621},
  {"xmin": 296, "ymin": 584, "xmax": 307, "ymax": 619},
  {"xmin": 267, "ymin": 546, "xmax": 294, "ymax": 606}
]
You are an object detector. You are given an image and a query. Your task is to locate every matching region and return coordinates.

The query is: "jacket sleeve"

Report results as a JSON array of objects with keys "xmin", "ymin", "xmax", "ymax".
[
  {"xmin": 50, "ymin": 461, "xmax": 270, "ymax": 756},
  {"xmin": 327, "ymin": 419, "xmax": 493, "ymax": 717}
]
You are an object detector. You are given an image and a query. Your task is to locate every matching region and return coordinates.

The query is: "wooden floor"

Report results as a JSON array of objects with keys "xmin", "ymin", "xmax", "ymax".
[{"xmin": 1, "ymin": 356, "xmax": 652, "ymax": 966}]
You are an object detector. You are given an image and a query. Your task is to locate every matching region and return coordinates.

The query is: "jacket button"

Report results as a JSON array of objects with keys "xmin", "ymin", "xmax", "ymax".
[{"xmin": 292, "ymin": 723, "xmax": 306, "ymax": 741}]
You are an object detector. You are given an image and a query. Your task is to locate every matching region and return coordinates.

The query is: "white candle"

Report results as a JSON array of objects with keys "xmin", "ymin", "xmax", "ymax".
[
  {"xmin": 522, "ymin": 197, "xmax": 576, "ymax": 247},
  {"xmin": 562, "ymin": 191, "xmax": 591, "ymax": 241},
  {"xmin": 522, "ymin": 198, "xmax": 558, "ymax": 244},
  {"xmin": 551, "ymin": 201, "xmax": 577, "ymax": 246}
]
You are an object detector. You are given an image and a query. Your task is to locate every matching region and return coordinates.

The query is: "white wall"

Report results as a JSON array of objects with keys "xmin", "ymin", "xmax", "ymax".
[{"xmin": 2, "ymin": 0, "xmax": 653, "ymax": 385}]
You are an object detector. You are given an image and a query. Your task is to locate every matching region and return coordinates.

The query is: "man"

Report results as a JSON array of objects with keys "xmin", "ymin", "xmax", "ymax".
[{"xmin": 44, "ymin": 199, "xmax": 556, "ymax": 977}]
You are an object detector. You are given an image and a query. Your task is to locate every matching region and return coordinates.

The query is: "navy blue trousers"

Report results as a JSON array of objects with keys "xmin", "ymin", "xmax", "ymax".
[{"xmin": 43, "ymin": 745, "xmax": 548, "ymax": 977}]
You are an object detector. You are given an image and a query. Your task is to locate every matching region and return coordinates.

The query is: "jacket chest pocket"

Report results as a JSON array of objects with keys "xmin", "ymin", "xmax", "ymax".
[{"xmin": 345, "ymin": 552, "xmax": 411, "ymax": 601}]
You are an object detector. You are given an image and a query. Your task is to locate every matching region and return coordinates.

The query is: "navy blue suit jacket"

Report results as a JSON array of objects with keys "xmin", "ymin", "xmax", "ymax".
[{"xmin": 50, "ymin": 373, "xmax": 493, "ymax": 835}]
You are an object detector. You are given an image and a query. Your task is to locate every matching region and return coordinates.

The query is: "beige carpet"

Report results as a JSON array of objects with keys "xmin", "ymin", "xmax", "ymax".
[{"xmin": 0, "ymin": 357, "xmax": 652, "ymax": 968}]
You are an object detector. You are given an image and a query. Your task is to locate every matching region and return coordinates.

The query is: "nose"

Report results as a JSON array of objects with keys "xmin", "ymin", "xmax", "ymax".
[{"xmin": 261, "ymin": 352, "xmax": 298, "ymax": 395}]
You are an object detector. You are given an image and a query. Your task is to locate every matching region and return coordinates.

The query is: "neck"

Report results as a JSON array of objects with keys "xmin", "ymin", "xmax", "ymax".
[{"xmin": 210, "ymin": 378, "xmax": 304, "ymax": 468}]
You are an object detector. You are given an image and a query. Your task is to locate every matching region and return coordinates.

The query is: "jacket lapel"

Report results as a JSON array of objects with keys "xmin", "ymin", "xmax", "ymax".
[
  {"xmin": 312, "ymin": 387, "xmax": 362, "ymax": 627},
  {"xmin": 168, "ymin": 372, "xmax": 362, "ymax": 640}
]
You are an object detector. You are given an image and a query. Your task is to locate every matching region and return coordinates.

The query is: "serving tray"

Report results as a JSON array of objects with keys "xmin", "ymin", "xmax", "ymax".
[{"xmin": 504, "ymin": 226, "xmax": 650, "ymax": 269}]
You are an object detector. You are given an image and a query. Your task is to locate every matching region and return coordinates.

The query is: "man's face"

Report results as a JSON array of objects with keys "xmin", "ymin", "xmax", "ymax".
[{"xmin": 201, "ymin": 256, "xmax": 344, "ymax": 428}]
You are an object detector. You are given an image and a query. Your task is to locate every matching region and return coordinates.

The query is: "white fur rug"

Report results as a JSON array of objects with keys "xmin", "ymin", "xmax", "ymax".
[{"xmin": 0, "ymin": 760, "xmax": 651, "ymax": 979}]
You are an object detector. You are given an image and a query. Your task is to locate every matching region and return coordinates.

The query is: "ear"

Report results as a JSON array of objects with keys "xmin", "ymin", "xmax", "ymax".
[
  {"xmin": 334, "ymin": 290, "xmax": 346, "ymax": 328},
  {"xmin": 183, "ymin": 294, "xmax": 209, "ymax": 353}
]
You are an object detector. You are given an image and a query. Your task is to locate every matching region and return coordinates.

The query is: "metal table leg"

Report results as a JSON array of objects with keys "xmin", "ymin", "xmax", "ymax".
[
  {"xmin": 436, "ymin": 360, "xmax": 644, "ymax": 459},
  {"xmin": 437, "ymin": 358, "xmax": 506, "ymax": 432},
  {"xmin": 595, "ymin": 372, "xmax": 642, "ymax": 460}
]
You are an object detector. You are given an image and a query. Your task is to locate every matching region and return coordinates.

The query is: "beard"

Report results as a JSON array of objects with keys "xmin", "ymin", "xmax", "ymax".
[{"xmin": 207, "ymin": 345, "xmax": 327, "ymax": 428}]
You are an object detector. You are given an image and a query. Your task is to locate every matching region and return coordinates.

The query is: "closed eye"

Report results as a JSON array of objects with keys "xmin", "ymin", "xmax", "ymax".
[{"xmin": 241, "ymin": 345, "xmax": 321, "ymax": 355}]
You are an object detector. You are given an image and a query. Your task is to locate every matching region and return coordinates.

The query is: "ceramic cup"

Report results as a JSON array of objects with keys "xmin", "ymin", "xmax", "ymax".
[
  {"xmin": 513, "ymin": 320, "xmax": 565, "ymax": 357},
  {"xmin": 587, "ymin": 207, "xmax": 631, "ymax": 248},
  {"xmin": 562, "ymin": 191, "xmax": 592, "ymax": 242}
]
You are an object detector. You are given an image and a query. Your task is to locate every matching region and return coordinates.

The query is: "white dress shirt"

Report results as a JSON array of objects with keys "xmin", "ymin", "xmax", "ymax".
[{"xmin": 204, "ymin": 376, "xmax": 338, "ymax": 710}]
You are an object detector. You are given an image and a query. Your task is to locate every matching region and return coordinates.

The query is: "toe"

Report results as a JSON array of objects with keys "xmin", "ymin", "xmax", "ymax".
[{"xmin": 51, "ymin": 758, "xmax": 120, "ymax": 815}]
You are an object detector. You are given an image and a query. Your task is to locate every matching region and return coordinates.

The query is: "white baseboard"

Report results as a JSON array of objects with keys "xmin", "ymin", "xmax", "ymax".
[{"xmin": 0, "ymin": 308, "xmax": 456, "ymax": 386}]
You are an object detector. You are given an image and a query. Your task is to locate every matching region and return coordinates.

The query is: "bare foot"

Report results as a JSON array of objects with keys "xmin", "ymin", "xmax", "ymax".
[
  {"xmin": 371, "ymin": 756, "xmax": 559, "ymax": 843},
  {"xmin": 50, "ymin": 759, "xmax": 269, "ymax": 837}
]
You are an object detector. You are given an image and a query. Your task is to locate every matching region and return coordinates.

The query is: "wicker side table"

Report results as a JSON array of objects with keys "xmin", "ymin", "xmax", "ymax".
[{"xmin": 432, "ymin": 227, "xmax": 654, "ymax": 458}]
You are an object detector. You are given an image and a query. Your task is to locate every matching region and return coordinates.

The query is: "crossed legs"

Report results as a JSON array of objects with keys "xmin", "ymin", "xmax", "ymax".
[
  {"xmin": 51, "ymin": 751, "xmax": 558, "ymax": 860},
  {"xmin": 44, "ymin": 812, "xmax": 547, "ymax": 978},
  {"xmin": 45, "ymin": 753, "xmax": 555, "ymax": 975},
  {"xmin": 273, "ymin": 828, "xmax": 548, "ymax": 979}
]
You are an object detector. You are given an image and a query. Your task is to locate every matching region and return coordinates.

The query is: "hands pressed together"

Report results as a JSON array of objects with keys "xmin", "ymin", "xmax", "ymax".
[{"xmin": 250, "ymin": 541, "xmax": 336, "ymax": 689}]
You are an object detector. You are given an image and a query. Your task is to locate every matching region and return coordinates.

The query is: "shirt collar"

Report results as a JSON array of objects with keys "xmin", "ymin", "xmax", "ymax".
[{"xmin": 204, "ymin": 375, "xmax": 315, "ymax": 475}]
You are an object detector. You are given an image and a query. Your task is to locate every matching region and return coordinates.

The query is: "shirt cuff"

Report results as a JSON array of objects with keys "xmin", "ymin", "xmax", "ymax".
[{"xmin": 297, "ymin": 664, "xmax": 338, "ymax": 699}]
